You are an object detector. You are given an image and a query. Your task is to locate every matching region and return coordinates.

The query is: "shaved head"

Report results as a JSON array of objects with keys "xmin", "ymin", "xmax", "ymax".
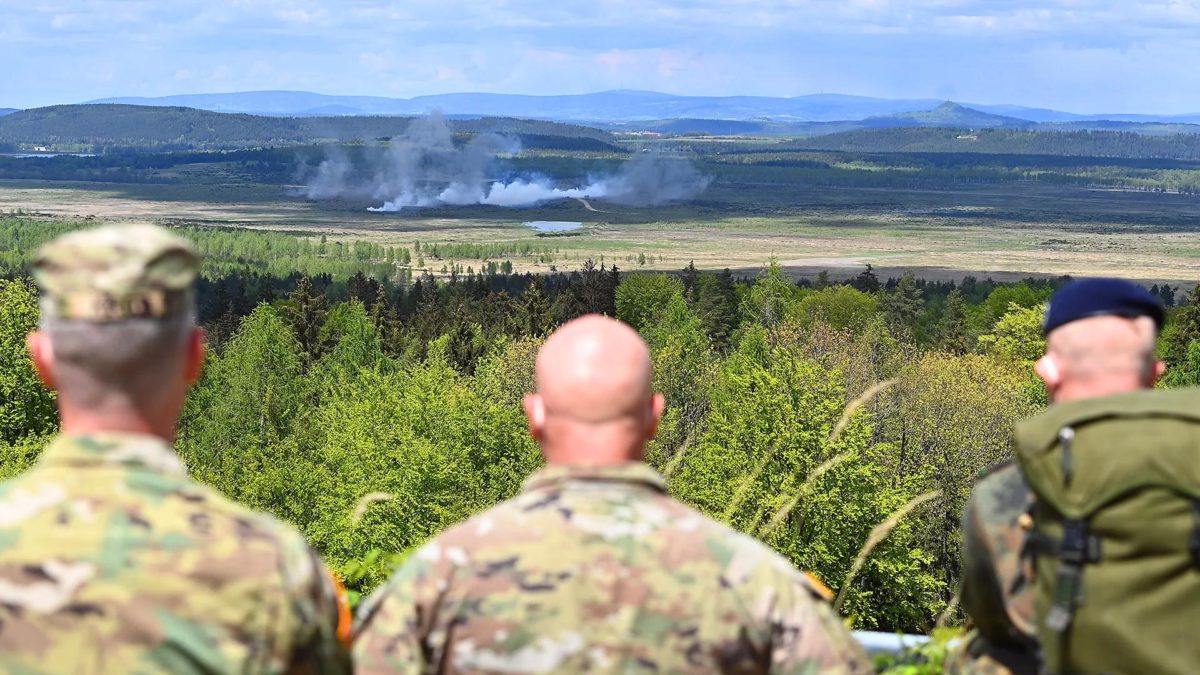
[
  {"xmin": 526, "ymin": 315, "xmax": 665, "ymax": 465},
  {"xmin": 1037, "ymin": 315, "xmax": 1164, "ymax": 403}
]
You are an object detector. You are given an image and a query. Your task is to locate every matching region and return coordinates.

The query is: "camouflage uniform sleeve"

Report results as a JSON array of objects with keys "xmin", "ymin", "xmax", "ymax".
[
  {"xmin": 955, "ymin": 465, "xmax": 1038, "ymax": 675},
  {"xmin": 276, "ymin": 531, "xmax": 353, "ymax": 675},
  {"xmin": 352, "ymin": 543, "xmax": 444, "ymax": 675},
  {"xmin": 766, "ymin": 572, "xmax": 873, "ymax": 674}
]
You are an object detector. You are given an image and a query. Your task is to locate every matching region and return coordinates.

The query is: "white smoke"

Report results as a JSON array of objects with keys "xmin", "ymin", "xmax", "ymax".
[{"xmin": 300, "ymin": 113, "xmax": 711, "ymax": 211}]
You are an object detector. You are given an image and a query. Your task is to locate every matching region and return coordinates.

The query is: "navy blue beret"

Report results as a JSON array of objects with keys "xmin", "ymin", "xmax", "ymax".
[{"xmin": 1043, "ymin": 278, "xmax": 1165, "ymax": 335}]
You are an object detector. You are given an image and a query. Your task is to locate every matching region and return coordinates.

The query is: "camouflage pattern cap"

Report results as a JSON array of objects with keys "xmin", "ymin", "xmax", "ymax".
[{"xmin": 33, "ymin": 224, "xmax": 200, "ymax": 321}]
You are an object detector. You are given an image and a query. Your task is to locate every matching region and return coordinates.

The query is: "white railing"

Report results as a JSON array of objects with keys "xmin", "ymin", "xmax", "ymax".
[{"xmin": 853, "ymin": 631, "xmax": 930, "ymax": 655}]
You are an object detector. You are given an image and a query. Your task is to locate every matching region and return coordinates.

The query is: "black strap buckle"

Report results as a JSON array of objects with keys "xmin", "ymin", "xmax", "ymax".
[{"xmin": 1045, "ymin": 519, "xmax": 1094, "ymax": 636}]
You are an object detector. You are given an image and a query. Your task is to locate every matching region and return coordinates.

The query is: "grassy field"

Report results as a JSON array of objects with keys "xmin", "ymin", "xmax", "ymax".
[{"xmin": 4, "ymin": 155, "xmax": 1200, "ymax": 283}]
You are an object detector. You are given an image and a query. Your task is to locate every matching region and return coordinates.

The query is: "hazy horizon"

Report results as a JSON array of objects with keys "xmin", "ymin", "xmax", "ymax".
[{"xmin": 6, "ymin": 1, "xmax": 1200, "ymax": 114}]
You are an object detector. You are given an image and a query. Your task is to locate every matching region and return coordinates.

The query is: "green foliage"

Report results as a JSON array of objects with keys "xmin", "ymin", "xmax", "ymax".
[
  {"xmin": 669, "ymin": 326, "xmax": 943, "ymax": 629},
  {"xmin": 0, "ymin": 433, "xmax": 51, "ymax": 482},
  {"xmin": 5, "ymin": 244, "xmax": 1140, "ymax": 634},
  {"xmin": 644, "ymin": 294, "xmax": 716, "ymax": 470},
  {"xmin": 616, "ymin": 273, "xmax": 686, "ymax": 333},
  {"xmin": 0, "ymin": 278, "xmax": 56, "ymax": 444},
  {"xmin": 876, "ymin": 628, "xmax": 964, "ymax": 675},
  {"xmin": 0, "ymin": 218, "xmax": 399, "ymax": 282},
  {"xmin": 1163, "ymin": 286, "xmax": 1200, "ymax": 367},
  {"xmin": 794, "ymin": 285, "xmax": 880, "ymax": 334},
  {"xmin": 1162, "ymin": 340, "xmax": 1200, "ymax": 387},
  {"xmin": 743, "ymin": 259, "xmax": 798, "ymax": 327},
  {"xmin": 882, "ymin": 272, "xmax": 925, "ymax": 341},
  {"xmin": 977, "ymin": 303, "xmax": 1047, "ymax": 362},
  {"xmin": 938, "ymin": 289, "xmax": 970, "ymax": 354},
  {"xmin": 178, "ymin": 305, "xmax": 312, "ymax": 514},
  {"xmin": 980, "ymin": 282, "xmax": 1052, "ymax": 329}
]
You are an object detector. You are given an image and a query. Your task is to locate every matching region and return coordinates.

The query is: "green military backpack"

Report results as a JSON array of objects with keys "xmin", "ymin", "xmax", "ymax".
[{"xmin": 1014, "ymin": 389, "xmax": 1200, "ymax": 675}]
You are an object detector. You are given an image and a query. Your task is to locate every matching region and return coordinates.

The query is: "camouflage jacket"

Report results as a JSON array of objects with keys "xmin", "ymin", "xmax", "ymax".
[
  {"xmin": 0, "ymin": 433, "xmax": 351, "ymax": 674},
  {"xmin": 353, "ymin": 463, "xmax": 870, "ymax": 675},
  {"xmin": 954, "ymin": 463, "xmax": 1038, "ymax": 675}
]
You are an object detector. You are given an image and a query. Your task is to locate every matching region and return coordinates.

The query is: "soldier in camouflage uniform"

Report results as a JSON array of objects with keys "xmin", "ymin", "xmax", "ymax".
[
  {"xmin": 0, "ymin": 225, "xmax": 350, "ymax": 673},
  {"xmin": 950, "ymin": 279, "xmax": 1166, "ymax": 674},
  {"xmin": 354, "ymin": 314, "xmax": 870, "ymax": 674}
]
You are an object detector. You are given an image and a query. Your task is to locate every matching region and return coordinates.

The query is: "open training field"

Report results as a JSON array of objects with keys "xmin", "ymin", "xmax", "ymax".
[{"xmin": 6, "ymin": 175, "xmax": 1200, "ymax": 283}]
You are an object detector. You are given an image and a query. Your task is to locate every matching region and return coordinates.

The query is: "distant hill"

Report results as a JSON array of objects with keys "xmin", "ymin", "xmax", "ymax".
[
  {"xmin": 90, "ymin": 90, "xmax": 949, "ymax": 122},
  {"xmin": 87, "ymin": 89, "xmax": 1200, "ymax": 125},
  {"xmin": 0, "ymin": 104, "xmax": 619, "ymax": 152},
  {"xmin": 0, "ymin": 109, "xmax": 17, "ymax": 117},
  {"xmin": 864, "ymin": 102, "xmax": 1034, "ymax": 129},
  {"xmin": 789, "ymin": 126, "xmax": 1200, "ymax": 159},
  {"xmin": 606, "ymin": 103, "xmax": 1199, "ymax": 138}
]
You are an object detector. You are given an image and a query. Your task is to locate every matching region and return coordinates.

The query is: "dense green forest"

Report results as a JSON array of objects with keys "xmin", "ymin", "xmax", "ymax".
[
  {"xmin": 4, "ymin": 217, "xmax": 1200, "ymax": 635},
  {"xmin": 0, "ymin": 104, "xmax": 618, "ymax": 152}
]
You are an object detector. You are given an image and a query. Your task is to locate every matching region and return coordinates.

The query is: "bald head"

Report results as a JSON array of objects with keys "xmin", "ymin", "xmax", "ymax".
[
  {"xmin": 525, "ymin": 315, "xmax": 665, "ymax": 465},
  {"xmin": 1037, "ymin": 315, "xmax": 1163, "ymax": 403}
]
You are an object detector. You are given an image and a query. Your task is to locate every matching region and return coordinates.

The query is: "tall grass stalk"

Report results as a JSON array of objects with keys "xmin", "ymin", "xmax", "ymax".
[
  {"xmin": 351, "ymin": 491, "xmax": 395, "ymax": 524},
  {"xmin": 661, "ymin": 432, "xmax": 695, "ymax": 480},
  {"xmin": 734, "ymin": 379, "xmax": 897, "ymax": 534},
  {"xmin": 757, "ymin": 451, "xmax": 855, "ymax": 538},
  {"xmin": 827, "ymin": 379, "xmax": 897, "ymax": 446},
  {"xmin": 833, "ymin": 490, "xmax": 942, "ymax": 613}
]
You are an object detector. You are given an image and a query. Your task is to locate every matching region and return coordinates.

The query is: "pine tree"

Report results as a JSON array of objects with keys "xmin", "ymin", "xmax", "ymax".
[
  {"xmin": 851, "ymin": 264, "xmax": 881, "ymax": 294},
  {"xmin": 1161, "ymin": 284, "xmax": 1177, "ymax": 307},
  {"xmin": 681, "ymin": 261, "xmax": 699, "ymax": 302},
  {"xmin": 693, "ymin": 269, "xmax": 740, "ymax": 351},
  {"xmin": 369, "ymin": 283, "xmax": 389, "ymax": 330},
  {"xmin": 347, "ymin": 271, "xmax": 377, "ymax": 304},
  {"xmin": 939, "ymin": 289, "xmax": 969, "ymax": 354},
  {"xmin": 882, "ymin": 271, "xmax": 925, "ymax": 339},
  {"xmin": 285, "ymin": 276, "xmax": 328, "ymax": 358},
  {"xmin": 518, "ymin": 280, "xmax": 552, "ymax": 336}
]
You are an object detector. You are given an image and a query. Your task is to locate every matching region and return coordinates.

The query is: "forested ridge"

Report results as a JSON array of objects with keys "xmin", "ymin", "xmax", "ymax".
[
  {"xmin": 10, "ymin": 138, "xmax": 1200, "ymax": 198},
  {"xmin": 6, "ymin": 217, "xmax": 1200, "ymax": 635},
  {"xmin": 0, "ymin": 104, "xmax": 618, "ymax": 153}
]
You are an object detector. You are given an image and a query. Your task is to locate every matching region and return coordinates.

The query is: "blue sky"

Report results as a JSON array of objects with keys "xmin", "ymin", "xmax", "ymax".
[{"xmin": 5, "ymin": 0, "xmax": 1200, "ymax": 113}]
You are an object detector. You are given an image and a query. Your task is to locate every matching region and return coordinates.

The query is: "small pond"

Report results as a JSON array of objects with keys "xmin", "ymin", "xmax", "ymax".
[{"xmin": 525, "ymin": 221, "xmax": 583, "ymax": 233}]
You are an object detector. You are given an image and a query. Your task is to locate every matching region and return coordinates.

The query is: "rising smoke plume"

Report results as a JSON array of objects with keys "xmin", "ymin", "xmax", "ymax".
[{"xmin": 298, "ymin": 113, "xmax": 711, "ymax": 211}]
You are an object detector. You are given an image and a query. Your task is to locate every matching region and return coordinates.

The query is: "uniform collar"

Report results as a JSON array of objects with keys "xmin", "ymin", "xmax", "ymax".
[
  {"xmin": 38, "ymin": 433, "xmax": 187, "ymax": 477},
  {"xmin": 521, "ymin": 462, "xmax": 668, "ymax": 494}
]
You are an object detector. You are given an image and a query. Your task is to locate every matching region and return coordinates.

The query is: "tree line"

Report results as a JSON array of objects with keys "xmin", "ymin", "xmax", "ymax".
[{"xmin": 6, "ymin": 228, "xmax": 1200, "ymax": 634}]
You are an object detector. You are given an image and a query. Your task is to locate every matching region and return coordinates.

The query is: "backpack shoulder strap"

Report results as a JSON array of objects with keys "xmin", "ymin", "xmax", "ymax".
[{"xmin": 1015, "ymin": 389, "xmax": 1200, "ymax": 518}]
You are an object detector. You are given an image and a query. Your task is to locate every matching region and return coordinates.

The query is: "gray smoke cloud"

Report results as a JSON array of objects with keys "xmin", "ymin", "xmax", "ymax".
[{"xmin": 299, "ymin": 113, "xmax": 711, "ymax": 211}]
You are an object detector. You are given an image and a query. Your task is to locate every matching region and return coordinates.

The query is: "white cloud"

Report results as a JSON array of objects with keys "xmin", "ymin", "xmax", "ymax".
[{"xmin": 4, "ymin": 0, "xmax": 1200, "ymax": 111}]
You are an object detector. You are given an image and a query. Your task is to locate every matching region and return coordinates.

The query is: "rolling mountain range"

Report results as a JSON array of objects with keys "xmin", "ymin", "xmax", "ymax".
[
  {"xmin": 602, "ymin": 103, "xmax": 1200, "ymax": 137},
  {"xmin": 2, "ymin": 100, "xmax": 1198, "ymax": 153},
  {"xmin": 82, "ymin": 90, "xmax": 1200, "ymax": 126}
]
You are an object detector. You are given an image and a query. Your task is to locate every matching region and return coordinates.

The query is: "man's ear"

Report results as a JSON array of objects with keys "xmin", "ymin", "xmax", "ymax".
[
  {"xmin": 1150, "ymin": 359, "xmax": 1167, "ymax": 386},
  {"xmin": 26, "ymin": 331, "xmax": 57, "ymax": 391},
  {"xmin": 1034, "ymin": 354, "xmax": 1061, "ymax": 389},
  {"xmin": 523, "ymin": 394, "xmax": 545, "ymax": 442},
  {"xmin": 184, "ymin": 327, "xmax": 205, "ymax": 385},
  {"xmin": 647, "ymin": 393, "xmax": 666, "ymax": 441}
]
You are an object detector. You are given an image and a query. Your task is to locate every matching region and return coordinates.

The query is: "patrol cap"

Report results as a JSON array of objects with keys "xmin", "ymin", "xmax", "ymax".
[
  {"xmin": 1043, "ymin": 278, "xmax": 1164, "ymax": 336},
  {"xmin": 33, "ymin": 224, "xmax": 200, "ymax": 322}
]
